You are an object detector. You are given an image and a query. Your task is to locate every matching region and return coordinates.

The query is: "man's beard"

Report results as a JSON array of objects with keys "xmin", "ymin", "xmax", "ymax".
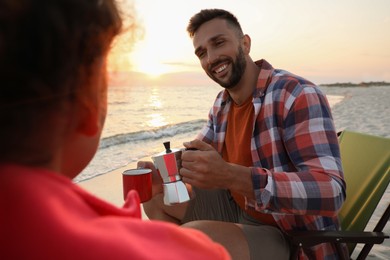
[{"xmin": 206, "ymin": 46, "xmax": 246, "ymax": 89}]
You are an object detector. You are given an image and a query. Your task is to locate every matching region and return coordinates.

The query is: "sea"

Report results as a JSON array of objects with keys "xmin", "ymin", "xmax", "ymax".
[
  {"xmin": 73, "ymin": 83, "xmax": 221, "ymax": 183},
  {"xmin": 73, "ymin": 84, "xmax": 390, "ymax": 183}
]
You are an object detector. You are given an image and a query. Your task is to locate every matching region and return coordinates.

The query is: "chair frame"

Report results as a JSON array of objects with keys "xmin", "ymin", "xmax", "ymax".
[
  {"xmin": 288, "ymin": 204, "xmax": 390, "ymax": 259},
  {"xmin": 286, "ymin": 131, "xmax": 390, "ymax": 259}
]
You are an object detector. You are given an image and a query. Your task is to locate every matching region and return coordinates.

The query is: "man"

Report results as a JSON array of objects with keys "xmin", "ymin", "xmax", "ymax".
[
  {"xmin": 141, "ymin": 9, "xmax": 346, "ymax": 259},
  {"xmin": 0, "ymin": 2, "xmax": 230, "ymax": 259}
]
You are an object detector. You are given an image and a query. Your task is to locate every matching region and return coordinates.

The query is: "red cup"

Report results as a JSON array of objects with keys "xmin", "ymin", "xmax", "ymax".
[{"xmin": 122, "ymin": 168, "xmax": 152, "ymax": 202}]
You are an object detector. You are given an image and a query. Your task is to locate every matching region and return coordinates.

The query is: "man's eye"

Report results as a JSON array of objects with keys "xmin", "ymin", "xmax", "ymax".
[
  {"xmin": 197, "ymin": 51, "xmax": 206, "ymax": 59},
  {"xmin": 215, "ymin": 40, "xmax": 224, "ymax": 46}
]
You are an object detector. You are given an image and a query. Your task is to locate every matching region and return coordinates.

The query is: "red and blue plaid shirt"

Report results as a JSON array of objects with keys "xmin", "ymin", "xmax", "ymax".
[{"xmin": 197, "ymin": 59, "xmax": 347, "ymax": 259}]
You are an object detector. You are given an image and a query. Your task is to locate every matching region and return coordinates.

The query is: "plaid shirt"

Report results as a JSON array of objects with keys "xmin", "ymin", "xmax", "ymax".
[{"xmin": 197, "ymin": 59, "xmax": 347, "ymax": 259}]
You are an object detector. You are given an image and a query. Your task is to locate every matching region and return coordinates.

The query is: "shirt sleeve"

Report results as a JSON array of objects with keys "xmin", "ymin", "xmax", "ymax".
[{"xmin": 196, "ymin": 107, "xmax": 216, "ymax": 144}]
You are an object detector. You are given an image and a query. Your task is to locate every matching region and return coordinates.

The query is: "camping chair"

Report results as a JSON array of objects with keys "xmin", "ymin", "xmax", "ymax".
[{"xmin": 287, "ymin": 130, "xmax": 390, "ymax": 259}]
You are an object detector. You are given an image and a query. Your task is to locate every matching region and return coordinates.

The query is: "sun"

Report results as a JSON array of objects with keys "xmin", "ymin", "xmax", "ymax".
[
  {"xmin": 136, "ymin": 57, "xmax": 171, "ymax": 78},
  {"xmin": 127, "ymin": 38, "xmax": 173, "ymax": 77},
  {"xmin": 122, "ymin": 1, "xmax": 198, "ymax": 77}
]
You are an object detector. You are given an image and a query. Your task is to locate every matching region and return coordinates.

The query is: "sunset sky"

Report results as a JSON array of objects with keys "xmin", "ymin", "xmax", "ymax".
[{"xmin": 109, "ymin": 0, "xmax": 390, "ymax": 85}]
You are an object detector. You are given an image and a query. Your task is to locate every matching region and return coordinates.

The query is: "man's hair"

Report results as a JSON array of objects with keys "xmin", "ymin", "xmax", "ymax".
[
  {"xmin": 187, "ymin": 9, "xmax": 243, "ymax": 38},
  {"xmin": 0, "ymin": 0, "xmax": 123, "ymax": 160}
]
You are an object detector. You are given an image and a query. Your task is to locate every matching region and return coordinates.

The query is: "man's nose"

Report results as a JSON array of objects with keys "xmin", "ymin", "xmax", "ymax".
[{"xmin": 207, "ymin": 50, "xmax": 218, "ymax": 65}]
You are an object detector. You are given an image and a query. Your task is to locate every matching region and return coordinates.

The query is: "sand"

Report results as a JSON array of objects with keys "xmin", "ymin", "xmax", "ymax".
[
  {"xmin": 78, "ymin": 88, "xmax": 390, "ymax": 259},
  {"xmin": 78, "ymin": 159, "xmax": 149, "ymax": 216}
]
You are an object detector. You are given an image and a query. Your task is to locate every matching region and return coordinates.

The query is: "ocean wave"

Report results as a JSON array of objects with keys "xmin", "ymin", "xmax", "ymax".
[{"xmin": 99, "ymin": 119, "xmax": 207, "ymax": 149}]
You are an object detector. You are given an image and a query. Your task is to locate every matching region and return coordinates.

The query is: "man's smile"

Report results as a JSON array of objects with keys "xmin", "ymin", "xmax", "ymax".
[
  {"xmin": 210, "ymin": 61, "xmax": 231, "ymax": 78},
  {"xmin": 215, "ymin": 63, "xmax": 228, "ymax": 74}
]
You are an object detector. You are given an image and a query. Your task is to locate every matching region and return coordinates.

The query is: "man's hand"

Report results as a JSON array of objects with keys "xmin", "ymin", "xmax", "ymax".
[{"xmin": 180, "ymin": 139, "xmax": 233, "ymax": 189}]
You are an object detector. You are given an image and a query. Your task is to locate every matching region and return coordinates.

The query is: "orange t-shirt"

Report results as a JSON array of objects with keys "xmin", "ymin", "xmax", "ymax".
[{"xmin": 223, "ymin": 97, "xmax": 276, "ymax": 226}]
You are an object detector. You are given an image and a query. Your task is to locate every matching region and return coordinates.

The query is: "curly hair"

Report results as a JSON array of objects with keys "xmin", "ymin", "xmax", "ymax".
[{"xmin": 0, "ymin": 0, "xmax": 123, "ymax": 161}]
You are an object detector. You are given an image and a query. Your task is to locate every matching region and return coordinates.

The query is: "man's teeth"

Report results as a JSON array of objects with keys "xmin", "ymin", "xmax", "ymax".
[{"xmin": 215, "ymin": 64, "xmax": 227, "ymax": 73}]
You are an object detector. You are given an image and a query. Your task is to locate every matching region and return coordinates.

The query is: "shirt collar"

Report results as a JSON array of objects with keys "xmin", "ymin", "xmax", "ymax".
[{"xmin": 254, "ymin": 59, "xmax": 274, "ymax": 98}]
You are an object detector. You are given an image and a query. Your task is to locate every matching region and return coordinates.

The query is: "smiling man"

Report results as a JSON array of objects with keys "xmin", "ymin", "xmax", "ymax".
[{"xmin": 141, "ymin": 9, "xmax": 347, "ymax": 260}]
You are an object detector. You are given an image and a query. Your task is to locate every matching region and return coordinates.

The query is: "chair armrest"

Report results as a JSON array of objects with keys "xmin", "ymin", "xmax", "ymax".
[{"xmin": 286, "ymin": 230, "xmax": 389, "ymax": 248}]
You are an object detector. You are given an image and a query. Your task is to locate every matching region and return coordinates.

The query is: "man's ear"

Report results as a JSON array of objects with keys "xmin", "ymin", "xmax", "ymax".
[
  {"xmin": 76, "ymin": 102, "xmax": 99, "ymax": 137},
  {"xmin": 242, "ymin": 34, "xmax": 251, "ymax": 54}
]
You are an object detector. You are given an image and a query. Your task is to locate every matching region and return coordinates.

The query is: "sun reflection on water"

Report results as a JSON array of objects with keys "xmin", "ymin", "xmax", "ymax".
[
  {"xmin": 147, "ymin": 113, "xmax": 166, "ymax": 128},
  {"xmin": 146, "ymin": 87, "xmax": 167, "ymax": 127}
]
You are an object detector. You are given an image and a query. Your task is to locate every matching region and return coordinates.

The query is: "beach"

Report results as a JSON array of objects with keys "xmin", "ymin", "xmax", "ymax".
[{"xmin": 78, "ymin": 86, "xmax": 389, "ymax": 259}]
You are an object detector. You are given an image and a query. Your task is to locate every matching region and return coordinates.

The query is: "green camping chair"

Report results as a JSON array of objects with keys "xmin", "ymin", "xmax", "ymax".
[{"xmin": 287, "ymin": 130, "xmax": 390, "ymax": 260}]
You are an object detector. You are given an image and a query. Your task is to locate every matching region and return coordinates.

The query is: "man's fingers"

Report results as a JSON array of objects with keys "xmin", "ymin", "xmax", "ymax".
[
  {"xmin": 137, "ymin": 161, "xmax": 155, "ymax": 170},
  {"xmin": 183, "ymin": 139, "xmax": 213, "ymax": 151},
  {"xmin": 181, "ymin": 160, "xmax": 199, "ymax": 172}
]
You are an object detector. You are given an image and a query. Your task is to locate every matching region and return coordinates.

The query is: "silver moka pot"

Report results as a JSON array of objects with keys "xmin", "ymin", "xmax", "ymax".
[{"xmin": 151, "ymin": 141, "xmax": 190, "ymax": 205}]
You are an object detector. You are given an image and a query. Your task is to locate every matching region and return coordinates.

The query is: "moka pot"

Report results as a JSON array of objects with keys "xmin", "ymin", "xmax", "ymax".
[{"xmin": 151, "ymin": 141, "xmax": 190, "ymax": 205}]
